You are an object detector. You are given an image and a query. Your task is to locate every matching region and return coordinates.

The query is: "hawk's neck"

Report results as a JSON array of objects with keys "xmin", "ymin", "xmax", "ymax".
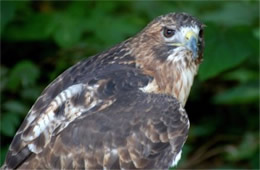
[{"xmin": 136, "ymin": 52, "xmax": 199, "ymax": 106}]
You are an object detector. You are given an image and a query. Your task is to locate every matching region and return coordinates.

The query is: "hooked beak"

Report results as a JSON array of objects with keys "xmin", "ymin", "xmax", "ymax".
[
  {"xmin": 169, "ymin": 30, "xmax": 199, "ymax": 60},
  {"xmin": 185, "ymin": 31, "xmax": 198, "ymax": 60}
]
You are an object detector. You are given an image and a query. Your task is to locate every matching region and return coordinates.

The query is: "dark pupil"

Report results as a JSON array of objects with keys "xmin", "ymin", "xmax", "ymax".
[{"xmin": 164, "ymin": 28, "xmax": 175, "ymax": 37}]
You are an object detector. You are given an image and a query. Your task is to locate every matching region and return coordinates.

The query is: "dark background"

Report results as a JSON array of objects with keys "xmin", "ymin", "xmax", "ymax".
[{"xmin": 1, "ymin": 1, "xmax": 259, "ymax": 169}]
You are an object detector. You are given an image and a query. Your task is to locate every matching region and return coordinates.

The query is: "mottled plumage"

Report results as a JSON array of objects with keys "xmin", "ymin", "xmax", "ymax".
[{"xmin": 2, "ymin": 12, "xmax": 204, "ymax": 169}]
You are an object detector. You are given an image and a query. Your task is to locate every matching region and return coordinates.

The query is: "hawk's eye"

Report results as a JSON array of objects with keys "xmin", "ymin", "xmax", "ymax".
[{"xmin": 163, "ymin": 28, "xmax": 175, "ymax": 38}]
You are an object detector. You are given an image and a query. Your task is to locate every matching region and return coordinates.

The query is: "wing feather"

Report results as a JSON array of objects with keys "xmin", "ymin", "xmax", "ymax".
[{"xmin": 4, "ymin": 61, "xmax": 188, "ymax": 169}]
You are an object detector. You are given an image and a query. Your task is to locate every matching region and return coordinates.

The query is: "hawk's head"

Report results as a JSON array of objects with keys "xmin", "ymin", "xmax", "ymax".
[
  {"xmin": 131, "ymin": 12, "xmax": 205, "ymax": 105},
  {"xmin": 134, "ymin": 12, "xmax": 204, "ymax": 64}
]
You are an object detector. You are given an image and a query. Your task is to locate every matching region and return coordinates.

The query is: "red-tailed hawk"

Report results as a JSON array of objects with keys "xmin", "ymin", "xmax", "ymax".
[{"xmin": 2, "ymin": 12, "xmax": 204, "ymax": 169}]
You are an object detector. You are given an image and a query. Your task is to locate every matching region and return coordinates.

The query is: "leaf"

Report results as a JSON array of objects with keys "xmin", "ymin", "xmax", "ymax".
[
  {"xmin": 0, "ymin": 146, "xmax": 8, "ymax": 166},
  {"xmin": 0, "ymin": 66, "xmax": 8, "ymax": 93},
  {"xmin": 250, "ymin": 151, "xmax": 260, "ymax": 169},
  {"xmin": 4, "ymin": 13, "xmax": 57, "ymax": 41},
  {"xmin": 221, "ymin": 68, "xmax": 258, "ymax": 83},
  {"xmin": 20, "ymin": 87, "xmax": 42, "ymax": 101},
  {"xmin": 133, "ymin": 1, "xmax": 179, "ymax": 18},
  {"xmin": 199, "ymin": 25, "xmax": 254, "ymax": 80},
  {"xmin": 86, "ymin": 14, "xmax": 142, "ymax": 47},
  {"xmin": 7, "ymin": 60, "xmax": 40, "ymax": 91},
  {"xmin": 97, "ymin": 16, "xmax": 141, "ymax": 45},
  {"xmin": 253, "ymin": 28, "xmax": 260, "ymax": 40},
  {"xmin": 0, "ymin": 113, "xmax": 20, "ymax": 137},
  {"xmin": 213, "ymin": 83, "xmax": 259, "ymax": 105},
  {"xmin": 65, "ymin": 1, "xmax": 92, "ymax": 17},
  {"xmin": 3, "ymin": 100, "xmax": 28, "ymax": 115},
  {"xmin": 226, "ymin": 133, "xmax": 259, "ymax": 161},
  {"xmin": 52, "ymin": 13, "xmax": 85, "ymax": 48},
  {"xmin": 189, "ymin": 123, "xmax": 217, "ymax": 137},
  {"xmin": 1, "ymin": 1, "xmax": 16, "ymax": 34},
  {"xmin": 202, "ymin": 2, "xmax": 258, "ymax": 27}
]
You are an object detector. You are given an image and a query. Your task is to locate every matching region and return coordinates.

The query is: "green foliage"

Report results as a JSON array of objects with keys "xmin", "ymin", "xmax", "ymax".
[
  {"xmin": 225, "ymin": 133, "xmax": 259, "ymax": 161},
  {"xmin": 1, "ymin": 1, "xmax": 259, "ymax": 168},
  {"xmin": 202, "ymin": 2, "xmax": 258, "ymax": 27},
  {"xmin": 3, "ymin": 100, "xmax": 28, "ymax": 115},
  {"xmin": 0, "ymin": 113, "xmax": 20, "ymax": 137},
  {"xmin": 213, "ymin": 83, "xmax": 258, "ymax": 105},
  {"xmin": 199, "ymin": 26, "xmax": 255, "ymax": 80},
  {"xmin": 7, "ymin": 61, "xmax": 40, "ymax": 91},
  {"xmin": 1, "ymin": 1, "xmax": 16, "ymax": 34}
]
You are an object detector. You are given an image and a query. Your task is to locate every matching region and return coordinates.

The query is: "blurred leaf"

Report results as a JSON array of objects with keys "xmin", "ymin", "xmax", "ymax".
[
  {"xmin": 199, "ymin": 26, "xmax": 254, "ymax": 80},
  {"xmin": 65, "ymin": 1, "xmax": 91, "ymax": 16},
  {"xmin": 0, "ymin": 66, "xmax": 8, "ymax": 92},
  {"xmin": 7, "ymin": 61, "xmax": 40, "ymax": 91},
  {"xmin": 52, "ymin": 13, "xmax": 85, "ymax": 48},
  {"xmin": 189, "ymin": 123, "xmax": 216, "ymax": 137},
  {"xmin": 202, "ymin": 2, "xmax": 258, "ymax": 27},
  {"xmin": 4, "ymin": 13, "xmax": 56, "ymax": 41},
  {"xmin": 20, "ymin": 87, "xmax": 42, "ymax": 101},
  {"xmin": 3, "ymin": 100, "xmax": 28, "ymax": 115},
  {"xmin": 253, "ymin": 28, "xmax": 260, "ymax": 39},
  {"xmin": 222, "ymin": 68, "xmax": 258, "ymax": 83},
  {"xmin": 0, "ymin": 113, "xmax": 20, "ymax": 137},
  {"xmin": 93, "ymin": 16, "xmax": 141, "ymax": 46},
  {"xmin": 83, "ymin": 3, "xmax": 144, "ymax": 47},
  {"xmin": 48, "ymin": 2, "xmax": 92, "ymax": 48},
  {"xmin": 0, "ymin": 146, "xmax": 8, "ymax": 166},
  {"xmin": 133, "ymin": 1, "xmax": 179, "ymax": 18},
  {"xmin": 213, "ymin": 83, "xmax": 259, "ymax": 104},
  {"xmin": 94, "ymin": 1, "xmax": 118, "ymax": 13},
  {"xmin": 1, "ymin": 1, "xmax": 16, "ymax": 34},
  {"xmin": 250, "ymin": 151, "xmax": 260, "ymax": 169},
  {"xmin": 98, "ymin": 16, "xmax": 141, "ymax": 45},
  {"xmin": 226, "ymin": 133, "xmax": 259, "ymax": 161}
]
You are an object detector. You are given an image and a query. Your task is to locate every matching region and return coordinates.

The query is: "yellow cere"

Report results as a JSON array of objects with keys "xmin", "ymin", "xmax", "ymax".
[{"xmin": 185, "ymin": 31, "xmax": 197, "ymax": 40}]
